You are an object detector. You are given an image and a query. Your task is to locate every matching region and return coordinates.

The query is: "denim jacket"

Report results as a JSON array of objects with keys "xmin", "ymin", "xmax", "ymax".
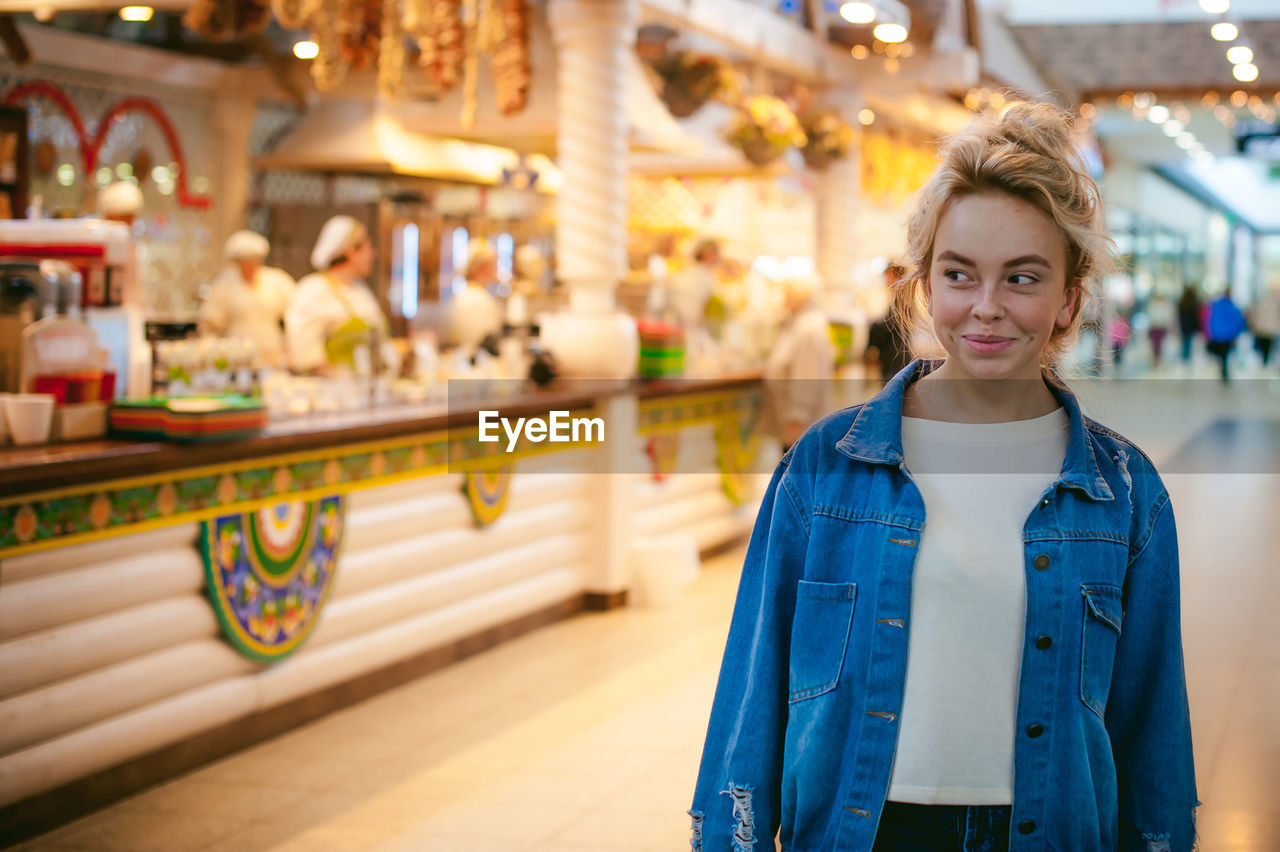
[{"xmin": 690, "ymin": 360, "xmax": 1197, "ymax": 852}]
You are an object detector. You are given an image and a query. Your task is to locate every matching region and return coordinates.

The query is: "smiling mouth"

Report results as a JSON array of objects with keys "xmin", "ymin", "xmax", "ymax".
[{"xmin": 963, "ymin": 335, "xmax": 1013, "ymax": 343}]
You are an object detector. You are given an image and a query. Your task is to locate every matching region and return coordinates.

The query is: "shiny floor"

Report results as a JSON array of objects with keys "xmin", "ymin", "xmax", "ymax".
[{"xmin": 15, "ymin": 363, "xmax": 1280, "ymax": 851}]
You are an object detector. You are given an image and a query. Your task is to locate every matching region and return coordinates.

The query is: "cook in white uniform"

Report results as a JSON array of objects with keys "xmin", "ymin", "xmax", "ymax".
[
  {"xmin": 284, "ymin": 215, "xmax": 388, "ymax": 375},
  {"xmin": 200, "ymin": 230, "xmax": 296, "ymax": 366}
]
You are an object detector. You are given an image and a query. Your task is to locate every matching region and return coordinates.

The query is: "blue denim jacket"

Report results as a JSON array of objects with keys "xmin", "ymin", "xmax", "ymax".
[{"xmin": 691, "ymin": 360, "xmax": 1197, "ymax": 852}]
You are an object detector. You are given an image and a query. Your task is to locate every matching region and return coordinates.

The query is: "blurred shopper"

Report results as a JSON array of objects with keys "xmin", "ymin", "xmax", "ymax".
[
  {"xmin": 864, "ymin": 261, "xmax": 912, "ymax": 381},
  {"xmin": 1145, "ymin": 291, "xmax": 1175, "ymax": 368},
  {"xmin": 1107, "ymin": 308, "xmax": 1131, "ymax": 368},
  {"xmin": 1177, "ymin": 285, "xmax": 1201, "ymax": 364},
  {"xmin": 1205, "ymin": 290, "xmax": 1246, "ymax": 383},
  {"xmin": 1247, "ymin": 285, "xmax": 1278, "ymax": 369},
  {"xmin": 761, "ymin": 274, "xmax": 835, "ymax": 450},
  {"xmin": 692, "ymin": 102, "xmax": 1196, "ymax": 852}
]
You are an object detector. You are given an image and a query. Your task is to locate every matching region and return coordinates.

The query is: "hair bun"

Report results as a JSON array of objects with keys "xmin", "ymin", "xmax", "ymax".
[{"xmin": 989, "ymin": 100, "xmax": 1078, "ymax": 161}]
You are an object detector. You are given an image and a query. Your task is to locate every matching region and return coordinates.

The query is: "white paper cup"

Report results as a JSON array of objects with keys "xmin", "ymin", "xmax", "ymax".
[{"xmin": 4, "ymin": 394, "xmax": 55, "ymax": 446}]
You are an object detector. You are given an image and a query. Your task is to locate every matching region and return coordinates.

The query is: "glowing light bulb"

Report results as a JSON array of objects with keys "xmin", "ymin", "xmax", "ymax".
[
  {"xmin": 873, "ymin": 23, "xmax": 908, "ymax": 43},
  {"xmin": 1210, "ymin": 22, "xmax": 1237, "ymax": 41},
  {"xmin": 1226, "ymin": 45, "xmax": 1253, "ymax": 64},
  {"xmin": 858, "ymin": 109, "xmax": 876, "ymax": 125},
  {"xmin": 119, "ymin": 6, "xmax": 152, "ymax": 21},
  {"xmin": 1198, "ymin": 0, "xmax": 1229, "ymax": 13},
  {"xmin": 293, "ymin": 41, "xmax": 319, "ymax": 60},
  {"xmin": 1147, "ymin": 105, "xmax": 1170, "ymax": 123},
  {"xmin": 839, "ymin": 2, "xmax": 876, "ymax": 24},
  {"xmin": 1233, "ymin": 63, "xmax": 1258, "ymax": 82}
]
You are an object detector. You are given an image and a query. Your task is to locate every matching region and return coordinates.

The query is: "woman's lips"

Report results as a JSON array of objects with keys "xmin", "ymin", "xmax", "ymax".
[{"xmin": 963, "ymin": 335, "xmax": 1014, "ymax": 354}]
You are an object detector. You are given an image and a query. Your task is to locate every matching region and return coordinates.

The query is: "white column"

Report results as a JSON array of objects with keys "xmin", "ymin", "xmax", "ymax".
[
  {"xmin": 210, "ymin": 95, "xmax": 258, "ymax": 255},
  {"xmin": 544, "ymin": 0, "xmax": 638, "ymax": 379},
  {"xmin": 815, "ymin": 92, "xmax": 865, "ymax": 296}
]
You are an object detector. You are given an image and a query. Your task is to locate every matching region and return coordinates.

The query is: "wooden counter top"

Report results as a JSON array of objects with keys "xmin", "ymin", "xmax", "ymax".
[{"xmin": 0, "ymin": 373, "xmax": 761, "ymax": 499}]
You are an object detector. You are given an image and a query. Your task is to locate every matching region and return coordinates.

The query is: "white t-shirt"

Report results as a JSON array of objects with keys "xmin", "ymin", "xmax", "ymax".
[
  {"xmin": 887, "ymin": 408, "xmax": 1069, "ymax": 805},
  {"xmin": 285, "ymin": 272, "xmax": 387, "ymax": 372}
]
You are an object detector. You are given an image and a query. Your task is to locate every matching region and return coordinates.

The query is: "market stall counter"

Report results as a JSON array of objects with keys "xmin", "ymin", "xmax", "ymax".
[{"xmin": 0, "ymin": 372, "xmax": 769, "ymax": 843}]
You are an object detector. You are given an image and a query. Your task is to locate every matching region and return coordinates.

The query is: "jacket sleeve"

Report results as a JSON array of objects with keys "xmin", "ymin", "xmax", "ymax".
[
  {"xmin": 689, "ymin": 453, "xmax": 808, "ymax": 851},
  {"xmin": 1106, "ymin": 490, "xmax": 1199, "ymax": 852}
]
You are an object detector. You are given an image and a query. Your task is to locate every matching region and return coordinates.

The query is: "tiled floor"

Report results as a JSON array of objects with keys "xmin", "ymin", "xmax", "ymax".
[{"xmin": 13, "ymin": 370, "xmax": 1280, "ymax": 851}]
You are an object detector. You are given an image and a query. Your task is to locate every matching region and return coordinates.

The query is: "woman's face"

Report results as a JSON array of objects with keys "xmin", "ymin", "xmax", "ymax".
[
  {"xmin": 926, "ymin": 192, "xmax": 1075, "ymax": 383},
  {"xmin": 348, "ymin": 238, "xmax": 375, "ymax": 279}
]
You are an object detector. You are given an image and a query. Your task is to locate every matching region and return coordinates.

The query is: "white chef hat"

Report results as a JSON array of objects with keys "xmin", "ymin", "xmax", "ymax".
[
  {"xmin": 224, "ymin": 230, "xmax": 270, "ymax": 261},
  {"xmin": 99, "ymin": 181, "xmax": 143, "ymax": 217},
  {"xmin": 310, "ymin": 215, "xmax": 369, "ymax": 271}
]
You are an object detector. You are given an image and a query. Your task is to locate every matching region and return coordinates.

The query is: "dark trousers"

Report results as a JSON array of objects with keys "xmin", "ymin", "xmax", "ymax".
[
  {"xmin": 1180, "ymin": 329, "xmax": 1196, "ymax": 363},
  {"xmin": 1256, "ymin": 335, "xmax": 1274, "ymax": 367},
  {"xmin": 1206, "ymin": 340, "xmax": 1234, "ymax": 382},
  {"xmin": 872, "ymin": 802, "xmax": 1012, "ymax": 852}
]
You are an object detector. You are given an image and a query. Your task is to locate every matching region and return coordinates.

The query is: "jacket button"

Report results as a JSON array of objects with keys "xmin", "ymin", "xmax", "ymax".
[
  {"xmin": 1019, "ymin": 820, "xmax": 1037, "ymax": 834},
  {"xmin": 1039, "ymin": 497, "xmax": 1050, "ymax": 509},
  {"xmin": 1035, "ymin": 635, "xmax": 1052, "ymax": 650},
  {"xmin": 1034, "ymin": 554, "xmax": 1051, "ymax": 570},
  {"xmin": 1027, "ymin": 724, "xmax": 1045, "ymax": 738}
]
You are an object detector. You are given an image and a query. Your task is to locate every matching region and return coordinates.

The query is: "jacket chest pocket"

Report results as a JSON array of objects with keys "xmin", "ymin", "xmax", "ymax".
[
  {"xmin": 1080, "ymin": 584, "xmax": 1123, "ymax": 719},
  {"xmin": 788, "ymin": 580, "xmax": 857, "ymax": 703}
]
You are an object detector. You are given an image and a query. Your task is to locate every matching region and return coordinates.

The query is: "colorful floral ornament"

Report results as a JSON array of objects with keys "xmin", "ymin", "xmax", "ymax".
[
  {"xmin": 714, "ymin": 410, "xmax": 762, "ymax": 506},
  {"xmin": 646, "ymin": 433, "xmax": 680, "ymax": 481},
  {"xmin": 200, "ymin": 496, "xmax": 344, "ymax": 664},
  {"xmin": 462, "ymin": 466, "xmax": 512, "ymax": 527}
]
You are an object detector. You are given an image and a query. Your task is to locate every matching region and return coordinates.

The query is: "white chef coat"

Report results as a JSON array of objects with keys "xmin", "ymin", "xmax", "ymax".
[
  {"xmin": 200, "ymin": 265, "xmax": 296, "ymax": 365},
  {"xmin": 284, "ymin": 272, "xmax": 387, "ymax": 372}
]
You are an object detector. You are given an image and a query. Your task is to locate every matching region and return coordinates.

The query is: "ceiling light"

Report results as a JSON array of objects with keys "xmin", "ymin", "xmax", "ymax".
[
  {"xmin": 839, "ymin": 2, "xmax": 877, "ymax": 24},
  {"xmin": 1198, "ymin": 0, "xmax": 1229, "ymax": 13},
  {"xmin": 858, "ymin": 108, "xmax": 876, "ymax": 125},
  {"xmin": 293, "ymin": 40, "xmax": 319, "ymax": 60},
  {"xmin": 1147, "ymin": 105, "xmax": 1170, "ymax": 123},
  {"xmin": 1233, "ymin": 63, "xmax": 1259, "ymax": 82},
  {"xmin": 1226, "ymin": 45, "xmax": 1253, "ymax": 64},
  {"xmin": 1176, "ymin": 133, "xmax": 1196, "ymax": 149},
  {"xmin": 118, "ymin": 5, "xmax": 152, "ymax": 21},
  {"xmin": 874, "ymin": 23, "xmax": 908, "ymax": 43},
  {"xmin": 1133, "ymin": 91, "xmax": 1156, "ymax": 109},
  {"xmin": 851, "ymin": 44, "xmax": 870, "ymax": 59},
  {"xmin": 1210, "ymin": 22, "xmax": 1237, "ymax": 41},
  {"xmin": 1163, "ymin": 120, "xmax": 1184, "ymax": 136},
  {"xmin": 1230, "ymin": 89, "xmax": 1247, "ymax": 106}
]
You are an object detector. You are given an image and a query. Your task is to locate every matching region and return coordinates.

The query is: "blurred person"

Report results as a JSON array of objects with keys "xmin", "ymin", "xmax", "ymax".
[
  {"xmin": 285, "ymin": 215, "xmax": 388, "ymax": 375},
  {"xmin": 1247, "ymin": 285, "xmax": 1278, "ymax": 369},
  {"xmin": 200, "ymin": 230, "xmax": 296, "ymax": 366},
  {"xmin": 1145, "ymin": 291, "xmax": 1175, "ymax": 368},
  {"xmin": 1107, "ymin": 307, "xmax": 1131, "ymax": 367},
  {"xmin": 1177, "ymin": 285, "xmax": 1201, "ymax": 364},
  {"xmin": 864, "ymin": 261, "xmax": 912, "ymax": 382},
  {"xmin": 667, "ymin": 237, "xmax": 721, "ymax": 329},
  {"xmin": 761, "ymin": 274, "xmax": 835, "ymax": 450},
  {"xmin": 691, "ymin": 102, "xmax": 1195, "ymax": 852},
  {"xmin": 450, "ymin": 245, "xmax": 504, "ymax": 354},
  {"xmin": 1204, "ymin": 289, "xmax": 1246, "ymax": 383}
]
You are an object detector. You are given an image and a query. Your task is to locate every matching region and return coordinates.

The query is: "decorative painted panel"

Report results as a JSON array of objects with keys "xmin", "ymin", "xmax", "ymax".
[{"xmin": 200, "ymin": 496, "xmax": 344, "ymax": 663}]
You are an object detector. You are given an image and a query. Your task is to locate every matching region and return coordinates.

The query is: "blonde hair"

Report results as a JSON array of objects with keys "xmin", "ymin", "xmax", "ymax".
[{"xmin": 893, "ymin": 100, "xmax": 1114, "ymax": 367}]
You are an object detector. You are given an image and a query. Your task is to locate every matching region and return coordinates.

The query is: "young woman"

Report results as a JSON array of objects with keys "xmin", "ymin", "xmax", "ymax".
[{"xmin": 689, "ymin": 102, "xmax": 1197, "ymax": 852}]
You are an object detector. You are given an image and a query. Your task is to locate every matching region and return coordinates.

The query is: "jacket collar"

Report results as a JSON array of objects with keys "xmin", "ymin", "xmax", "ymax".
[{"xmin": 835, "ymin": 359, "xmax": 1114, "ymax": 502}]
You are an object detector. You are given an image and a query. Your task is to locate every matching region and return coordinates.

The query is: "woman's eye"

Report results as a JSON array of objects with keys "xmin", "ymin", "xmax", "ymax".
[
  {"xmin": 1009, "ymin": 274, "xmax": 1038, "ymax": 285},
  {"xmin": 944, "ymin": 269, "xmax": 970, "ymax": 283}
]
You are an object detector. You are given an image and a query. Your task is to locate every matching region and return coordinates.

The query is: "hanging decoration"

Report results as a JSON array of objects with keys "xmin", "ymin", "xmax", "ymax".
[
  {"xmin": 726, "ymin": 95, "xmax": 807, "ymax": 167},
  {"xmin": 182, "ymin": 0, "xmax": 272, "ymax": 41},
  {"xmin": 800, "ymin": 110, "xmax": 855, "ymax": 170},
  {"xmin": 648, "ymin": 51, "xmax": 739, "ymax": 118},
  {"xmin": 462, "ymin": 466, "xmax": 513, "ymax": 527},
  {"xmin": 200, "ymin": 496, "xmax": 345, "ymax": 664},
  {"xmin": 223, "ymin": 0, "xmax": 528, "ymax": 117}
]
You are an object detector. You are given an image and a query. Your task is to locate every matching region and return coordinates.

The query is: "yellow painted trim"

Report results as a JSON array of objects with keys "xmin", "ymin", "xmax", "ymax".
[
  {"xmin": 0, "ymin": 434, "xmax": 600, "ymax": 559},
  {"xmin": 0, "ymin": 407, "xmax": 603, "ymax": 510}
]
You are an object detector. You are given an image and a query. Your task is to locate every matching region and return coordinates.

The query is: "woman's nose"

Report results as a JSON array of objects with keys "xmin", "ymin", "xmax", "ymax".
[{"xmin": 972, "ymin": 282, "xmax": 1006, "ymax": 320}]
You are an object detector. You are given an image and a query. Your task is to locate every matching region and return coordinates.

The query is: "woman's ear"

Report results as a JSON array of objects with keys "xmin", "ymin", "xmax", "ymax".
[{"xmin": 1056, "ymin": 280, "xmax": 1082, "ymax": 329}]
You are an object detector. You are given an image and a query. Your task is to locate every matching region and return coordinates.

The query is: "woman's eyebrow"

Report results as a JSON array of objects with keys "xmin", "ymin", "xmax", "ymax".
[{"xmin": 937, "ymin": 250, "xmax": 1051, "ymax": 268}]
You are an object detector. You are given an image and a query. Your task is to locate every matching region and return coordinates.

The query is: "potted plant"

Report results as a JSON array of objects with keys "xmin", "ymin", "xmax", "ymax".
[
  {"xmin": 649, "ymin": 51, "xmax": 739, "ymax": 118},
  {"xmin": 726, "ymin": 95, "xmax": 807, "ymax": 166},
  {"xmin": 800, "ymin": 110, "xmax": 855, "ymax": 170}
]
